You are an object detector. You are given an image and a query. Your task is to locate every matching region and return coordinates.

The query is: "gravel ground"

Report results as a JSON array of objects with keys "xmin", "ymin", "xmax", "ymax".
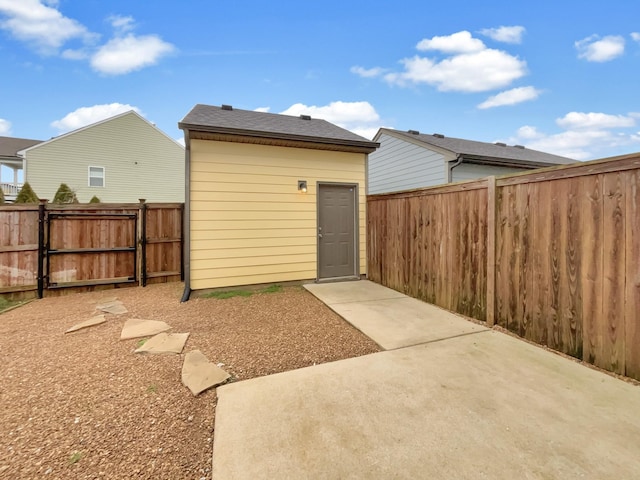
[{"xmin": 0, "ymin": 283, "xmax": 380, "ymax": 480}]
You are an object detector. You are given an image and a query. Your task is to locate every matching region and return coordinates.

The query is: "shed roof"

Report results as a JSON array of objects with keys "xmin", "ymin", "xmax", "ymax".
[
  {"xmin": 378, "ymin": 128, "xmax": 575, "ymax": 167},
  {"xmin": 0, "ymin": 136, "xmax": 42, "ymax": 159},
  {"xmin": 179, "ymin": 104, "xmax": 379, "ymax": 153}
]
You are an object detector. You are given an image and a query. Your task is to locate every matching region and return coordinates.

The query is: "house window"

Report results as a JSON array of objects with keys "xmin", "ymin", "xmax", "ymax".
[{"xmin": 89, "ymin": 166, "xmax": 105, "ymax": 187}]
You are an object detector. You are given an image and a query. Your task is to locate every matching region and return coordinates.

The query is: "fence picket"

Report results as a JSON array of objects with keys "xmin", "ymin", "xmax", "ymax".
[
  {"xmin": 367, "ymin": 154, "xmax": 640, "ymax": 381},
  {"xmin": 0, "ymin": 203, "xmax": 183, "ymax": 298}
]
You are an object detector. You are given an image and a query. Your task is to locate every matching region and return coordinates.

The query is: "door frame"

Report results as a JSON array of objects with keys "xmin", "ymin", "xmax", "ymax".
[{"xmin": 315, "ymin": 181, "xmax": 360, "ymax": 282}]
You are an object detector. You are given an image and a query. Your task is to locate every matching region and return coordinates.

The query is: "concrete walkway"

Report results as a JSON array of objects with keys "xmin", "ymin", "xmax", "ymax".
[
  {"xmin": 212, "ymin": 281, "xmax": 640, "ymax": 479},
  {"xmin": 304, "ymin": 280, "xmax": 486, "ymax": 349}
]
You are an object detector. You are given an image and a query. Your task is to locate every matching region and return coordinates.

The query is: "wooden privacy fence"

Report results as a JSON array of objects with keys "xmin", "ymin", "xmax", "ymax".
[
  {"xmin": 367, "ymin": 153, "xmax": 640, "ymax": 381},
  {"xmin": 0, "ymin": 202, "xmax": 183, "ymax": 298}
]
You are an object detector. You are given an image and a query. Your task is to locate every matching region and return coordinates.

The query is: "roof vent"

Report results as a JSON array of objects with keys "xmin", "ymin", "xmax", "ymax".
[
  {"xmin": 433, "ymin": 133, "xmax": 444, "ymax": 138},
  {"xmin": 495, "ymin": 142, "xmax": 507, "ymax": 147},
  {"xmin": 221, "ymin": 104, "xmax": 233, "ymax": 111},
  {"xmin": 299, "ymin": 114, "xmax": 311, "ymax": 120},
  {"xmin": 514, "ymin": 144, "xmax": 525, "ymax": 149}
]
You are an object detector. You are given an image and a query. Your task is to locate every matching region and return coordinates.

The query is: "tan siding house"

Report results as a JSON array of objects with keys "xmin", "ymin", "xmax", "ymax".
[
  {"xmin": 179, "ymin": 104, "xmax": 378, "ymax": 295},
  {"xmin": 19, "ymin": 111, "xmax": 184, "ymax": 203}
]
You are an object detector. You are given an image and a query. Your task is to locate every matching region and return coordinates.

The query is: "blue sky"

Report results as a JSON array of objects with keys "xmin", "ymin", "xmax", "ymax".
[{"xmin": 1, "ymin": 0, "xmax": 639, "ymax": 174}]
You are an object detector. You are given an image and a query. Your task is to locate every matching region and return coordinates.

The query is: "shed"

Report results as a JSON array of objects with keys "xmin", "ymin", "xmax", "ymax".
[
  {"xmin": 178, "ymin": 104, "xmax": 379, "ymax": 296},
  {"xmin": 368, "ymin": 128, "xmax": 576, "ymax": 194},
  {"xmin": 18, "ymin": 111, "xmax": 185, "ymax": 203}
]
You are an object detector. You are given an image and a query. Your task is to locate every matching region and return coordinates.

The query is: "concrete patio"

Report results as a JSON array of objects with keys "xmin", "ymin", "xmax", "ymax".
[{"xmin": 212, "ymin": 281, "xmax": 640, "ymax": 479}]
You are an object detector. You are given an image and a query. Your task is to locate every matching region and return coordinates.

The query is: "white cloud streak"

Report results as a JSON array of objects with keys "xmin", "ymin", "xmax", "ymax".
[
  {"xmin": 350, "ymin": 66, "xmax": 386, "ymax": 78},
  {"xmin": 631, "ymin": 32, "xmax": 640, "ymax": 42},
  {"xmin": 479, "ymin": 26, "xmax": 525, "ymax": 44},
  {"xmin": 575, "ymin": 35, "xmax": 625, "ymax": 62},
  {"xmin": 477, "ymin": 86, "xmax": 541, "ymax": 109},
  {"xmin": 108, "ymin": 14, "xmax": 135, "ymax": 34},
  {"xmin": 51, "ymin": 103, "xmax": 142, "ymax": 133}
]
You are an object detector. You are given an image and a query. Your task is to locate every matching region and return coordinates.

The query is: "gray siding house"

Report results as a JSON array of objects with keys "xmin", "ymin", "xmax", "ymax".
[
  {"xmin": 18, "ymin": 111, "xmax": 185, "ymax": 203},
  {"xmin": 368, "ymin": 128, "xmax": 575, "ymax": 194}
]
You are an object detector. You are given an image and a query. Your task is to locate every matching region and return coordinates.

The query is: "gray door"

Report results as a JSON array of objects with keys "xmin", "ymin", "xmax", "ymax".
[{"xmin": 317, "ymin": 183, "xmax": 357, "ymax": 279}]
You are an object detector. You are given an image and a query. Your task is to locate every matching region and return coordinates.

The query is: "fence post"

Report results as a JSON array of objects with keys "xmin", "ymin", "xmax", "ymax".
[
  {"xmin": 36, "ymin": 199, "xmax": 48, "ymax": 299},
  {"xmin": 139, "ymin": 199, "xmax": 147, "ymax": 287},
  {"xmin": 180, "ymin": 203, "xmax": 185, "ymax": 282},
  {"xmin": 486, "ymin": 176, "xmax": 496, "ymax": 326}
]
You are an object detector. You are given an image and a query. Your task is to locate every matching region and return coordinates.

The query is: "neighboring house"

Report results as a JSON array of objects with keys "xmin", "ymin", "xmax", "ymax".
[
  {"xmin": 0, "ymin": 136, "xmax": 42, "ymax": 201},
  {"xmin": 17, "ymin": 111, "xmax": 184, "ymax": 203},
  {"xmin": 178, "ymin": 103, "xmax": 379, "ymax": 294},
  {"xmin": 368, "ymin": 128, "xmax": 576, "ymax": 194}
]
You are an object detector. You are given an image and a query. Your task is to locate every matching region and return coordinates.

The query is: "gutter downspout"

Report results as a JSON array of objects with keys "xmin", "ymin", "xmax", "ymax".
[
  {"xmin": 447, "ymin": 154, "xmax": 464, "ymax": 183},
  {"xmin": 180, "ymin": 129, "xmax": 192, "ymax": 302}
]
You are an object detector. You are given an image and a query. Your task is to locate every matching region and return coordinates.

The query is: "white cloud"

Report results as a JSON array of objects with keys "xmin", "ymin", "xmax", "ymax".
[
  {"xmin": 0, "ymin": 3, "xmax": 173, "ymax": 75},
  {"xmin": 90, "ymin": 34, "xmax": 175, "ymax": 75},
  {"xmin": 51, "ymin": 103, "xmax": 142, "ymax": 132},
  {"xmin": 386, "ymin": 49, "xmax": 526, "ymax": 92},
  {"xmin": 350, "ymin": 66, "xmax": 386, "ymax": 78},
  {"xmin": 416, "ymin": 31, "xmax": 485, "ymax": 54},
  {"xmin": 61, "ymin": 48, "xmax": 89, "ymax": 60},
  {"xmin": 557, "ymin": 112, "xmax": 635, "ymax": 130},
  {"xmin": 516, "ymin": 125, "xmax": 544, "ymax": 140},
  {"xmin": 371, "ymin": 30, "xmax": 527, "ymax": 93},
  {"xmin": 477, "ymin": 86, "xmax": 541, "ymax": 109},
  {"xmin": 523, "ymin": 130, "xmax": 613, "ymax": 160},
  {"xmin": 0, "ymin": 0, "xmax": 95, "ymax": 53},
  {"xmin": 575, "ymin": 35, "xmax": 625, "ymax": 62},
  {"xmin": 502, "ymin": 111, "xmax": 640, "ymax": 160},
  {"xmin": 279, "ymin": 101, "xmax": 381, "ymax": 139},
  {"xmin": 632, "ymin": 32, "xmax": 640, "ymax": 42},
  {"xmin": 349, "ymin": 126, "xmax": 380, "ymax": 140},
  {"xmin": 281, "ymin": 101, "xmax": 380, "ymax": 124},
  {"xmin": 108, "ymin": 14, "xmax": 135, "ymax": 34},
  {"xmin": 0, "ymin": 118, "xmax": 12, "ymax": 135},
  {"xmin": 480, "ymin": 26, "xmax": 525, "ymax": 44},
  {"xmin": 254, "ymin": 107, "xmax": 271, "ymax": 113}
]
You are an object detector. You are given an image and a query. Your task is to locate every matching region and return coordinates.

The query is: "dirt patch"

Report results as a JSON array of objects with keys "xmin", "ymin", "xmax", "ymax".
[{"xmin": 0, "ymin": 283, "xmax": 380, "ymax": 479}]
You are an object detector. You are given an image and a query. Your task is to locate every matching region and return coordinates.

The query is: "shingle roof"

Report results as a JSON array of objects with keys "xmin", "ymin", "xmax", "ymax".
[
  {"xmin": 0, "ymin": 136, "xmax": 42, "ymax": 159},
  {"xmin": 179, "ymin": 104, "xmax": 378, "ymax": 151},
  {"xmin": 384, "ymin": 129, "xmax": 575, "ymax": 166}
]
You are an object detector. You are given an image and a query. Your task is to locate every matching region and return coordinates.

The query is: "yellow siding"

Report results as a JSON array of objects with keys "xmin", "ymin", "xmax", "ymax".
[
  {"xmin": 190, "ymin": 139, "xmax": 367, "ymax": 290},
  {"xmin": 25, "ymin": 112, "xmax": 184, "ymax": 203}
]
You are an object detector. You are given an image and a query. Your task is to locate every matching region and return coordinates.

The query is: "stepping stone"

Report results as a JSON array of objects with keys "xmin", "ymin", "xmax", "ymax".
[
  {"xmin": 134, "ymin": 332, "xmax": 190, "ymax": 354},
  {"xmin": 121, "ymin": 318, "xmax": 171, "ymax": 340},
  {"xmin": 65, "ymin": 315, "xmax": 106, "ymax": 333},
  {"xmin": 90, "ymin": 296, "xmax": 117, "ymax": 305},
  {"xmin": 182, "ymin": 350, "xmax": 230, "ymax": 396},
  {"xmin": 97, "ymin": 300, "xmax": 128, "ymax": 315}
]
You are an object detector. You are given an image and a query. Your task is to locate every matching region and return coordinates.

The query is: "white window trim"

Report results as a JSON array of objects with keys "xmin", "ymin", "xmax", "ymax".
[{"xmin": 88, "ymin": 166, "xmax": 105, "ymax": 188}]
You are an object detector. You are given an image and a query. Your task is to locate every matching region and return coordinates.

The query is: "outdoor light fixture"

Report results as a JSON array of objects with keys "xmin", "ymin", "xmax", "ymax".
[{"xmin": 298, "ymin": 180, "xmax": 308, "ymax": 193}]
